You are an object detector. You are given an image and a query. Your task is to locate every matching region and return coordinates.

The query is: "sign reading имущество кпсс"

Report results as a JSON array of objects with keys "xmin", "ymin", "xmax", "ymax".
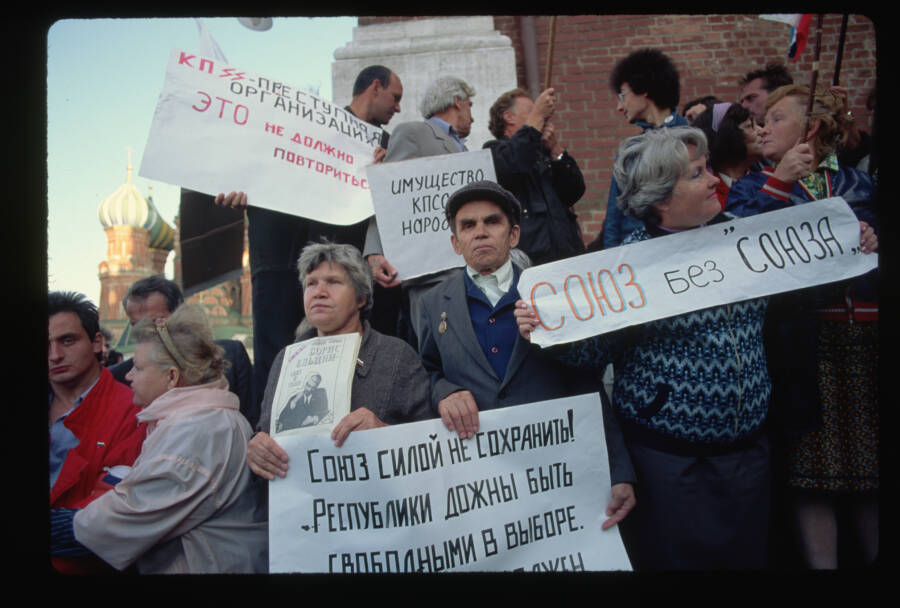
[{"xmin": 366, "ymin": 150, "xmax": 496, "ymax": 280}]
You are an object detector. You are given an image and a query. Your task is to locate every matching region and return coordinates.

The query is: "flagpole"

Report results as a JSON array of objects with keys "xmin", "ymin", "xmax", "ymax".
[
  {"xmin": 803, "ymin": 14, "xmax": 825, "ymax": 140},
  {"xmin": 832, "ymin": 14, "xmax": 849, "ymax": 86},
  {"xmin": 544, "ymin": 16, "xmax": 558, "ymax": 90}
]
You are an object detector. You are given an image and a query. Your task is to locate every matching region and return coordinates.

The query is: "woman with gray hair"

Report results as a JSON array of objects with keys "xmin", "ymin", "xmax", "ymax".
[
  {"xmin": 612, "ymin": 126, "xmax": 720, "ymax": 230},
  {"xmin": 64, "ymin": 304, "xmax": 268, "ymax": 573},
  {"xmin": 248, "ymin": 240, "xmax": 432, "ymax": 479},
  {"xmin": 516, "ymin": 127, "xmax": 776, "ymax": 569}
]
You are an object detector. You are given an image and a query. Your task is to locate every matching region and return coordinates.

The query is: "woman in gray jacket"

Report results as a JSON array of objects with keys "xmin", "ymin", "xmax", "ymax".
[{"xmin": 248, "ymin": 240, "xmax": 433, "ymax": 480}]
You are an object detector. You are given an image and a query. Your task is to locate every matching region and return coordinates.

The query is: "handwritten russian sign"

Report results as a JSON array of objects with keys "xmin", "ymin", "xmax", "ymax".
[
  {"xmin": 366, "ymin": 150, "xmax": 496, "ymax": 280},
  {"xmin": 268, "ymin": 393, "xmax": 631, "ymax": 573},
  {"xmin": 518, "ymin": 197, "xmax": 877, "ymax": 347},
  {"xmin": 140, "ymin": 49, "xmax": 382, "ymax": 225}
]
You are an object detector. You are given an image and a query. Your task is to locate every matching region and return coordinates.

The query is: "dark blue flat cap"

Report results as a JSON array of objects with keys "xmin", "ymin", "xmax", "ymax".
[{"xmin": 444, "ymin": 180, "xmax": 522, "ymax": 228}]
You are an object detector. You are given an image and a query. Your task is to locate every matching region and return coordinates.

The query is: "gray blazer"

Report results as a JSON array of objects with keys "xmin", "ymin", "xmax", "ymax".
[
  {"xmin": 257, "ymin": 322, "xmax": 433, "ymax": 434},
  {"xmin": 417, "ymin": 267, "xmax": 635, "ymax": 485},
  {"xmin": 364, "ymin": 120, "xmax": 462, "ymax": 257},
  {"xmin": 385, "ymin": 119, "xmax": 463, "ymax": 162}
]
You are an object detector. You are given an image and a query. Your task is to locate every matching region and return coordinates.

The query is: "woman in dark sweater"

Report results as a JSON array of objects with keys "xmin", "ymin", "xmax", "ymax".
[{"xmin": 517, "ymin": 127, "xmax": 773, "ymax": 570}]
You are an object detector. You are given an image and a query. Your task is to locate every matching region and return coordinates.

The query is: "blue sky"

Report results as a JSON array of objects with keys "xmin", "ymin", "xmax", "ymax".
[{"xmin": 47, "ymin": 17, "xmax": 357, "ymax": 304}]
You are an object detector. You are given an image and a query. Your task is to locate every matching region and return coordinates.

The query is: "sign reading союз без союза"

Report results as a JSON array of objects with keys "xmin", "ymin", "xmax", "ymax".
[{"xmin": 518, "ymin": 197, "xmax": 877, "ymax": 347}]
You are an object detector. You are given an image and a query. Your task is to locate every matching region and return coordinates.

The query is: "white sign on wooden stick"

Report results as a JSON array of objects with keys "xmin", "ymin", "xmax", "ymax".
[
  {"xmin": 518, "ymin": 197, "xmax": 877, "ymax": 347},
  {"xmin": 140, "ymin": 49, "xmax": 383, "ymax": 225},
  {"xmin": 366, "ymin": 150, "xmax": 496, "ymax": 280}
]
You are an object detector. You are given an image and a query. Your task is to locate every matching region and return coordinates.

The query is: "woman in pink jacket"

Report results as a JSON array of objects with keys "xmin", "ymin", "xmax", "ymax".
[{"xmin": 56, "ymin": 304, "xmax": 267, "ymax": 573}]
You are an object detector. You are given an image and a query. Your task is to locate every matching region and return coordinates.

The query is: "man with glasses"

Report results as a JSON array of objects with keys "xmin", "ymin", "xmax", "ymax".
[{"xmin": 592, "ymin": 48, "xmax": 688, "ymax": 250}]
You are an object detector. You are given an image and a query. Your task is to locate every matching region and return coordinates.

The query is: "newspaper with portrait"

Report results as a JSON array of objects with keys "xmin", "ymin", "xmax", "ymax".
[{"xmin": 268, "ymin": 333, "xmax": 361, "ymax": 437}]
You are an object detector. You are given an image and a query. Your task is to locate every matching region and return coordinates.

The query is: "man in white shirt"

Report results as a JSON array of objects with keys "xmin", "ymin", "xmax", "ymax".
[{"xmin": 416, "ymin": 181, "xmax": 636, "ymax": 530}]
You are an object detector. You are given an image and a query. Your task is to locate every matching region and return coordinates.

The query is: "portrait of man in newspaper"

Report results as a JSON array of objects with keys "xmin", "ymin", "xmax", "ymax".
[{"xmin": 275, "ymin": 371, "xmax": 330, "ymax": 433}]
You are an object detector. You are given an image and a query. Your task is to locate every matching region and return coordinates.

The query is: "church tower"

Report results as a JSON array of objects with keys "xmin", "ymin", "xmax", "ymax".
[{"xmin": 97, "ymin": 149, "xmax": 175, "ymax": 342}]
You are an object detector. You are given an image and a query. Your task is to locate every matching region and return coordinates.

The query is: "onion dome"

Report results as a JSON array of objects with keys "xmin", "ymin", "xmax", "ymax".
[
  {"xmin": 145, "ymin": 188, "xmax": 175, "ymax": 251},
  {"xmin": 97, "ymin": 151, "xmax": 174, "ymax": 251}
]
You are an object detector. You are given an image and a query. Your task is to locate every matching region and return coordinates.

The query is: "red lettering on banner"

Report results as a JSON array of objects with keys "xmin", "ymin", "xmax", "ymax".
[
  {"xmin": 214, "ymin": 96, "xmax": 233, "ymax": 118},
  {"xmin": 192, "ymin": 91, "xmax": 212, "ymax": 112},
  {"xmin": 530, "ymin": 282, "xmax": 564, "ymax": 331},
  {"xmin": 618, "ymin": 263, "xmax": 646, "ymax": 309},
  {"xmin": 563, "ymin": 275, "xmax": 594, "ymax": 321},
  {"xmin": 270, "ymin": 148, "xmax": 368, "ymax": 190},
  {"xmin": 220, "ymin": 67, "xmax": 245, "ymax": 81},
  {"xmin": 594, "ymin": 269, "xmax": 625, "ymax": 313}
]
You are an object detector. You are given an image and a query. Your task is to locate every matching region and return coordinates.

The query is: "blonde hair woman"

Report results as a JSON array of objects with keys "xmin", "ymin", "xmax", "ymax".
[
  {"xmin": 62, "ymin": 304, "xmax": 267, "ymax": 573},
  {"xmin": 727, "ymin": 85, "xmax": 879, "ymax": 569}
]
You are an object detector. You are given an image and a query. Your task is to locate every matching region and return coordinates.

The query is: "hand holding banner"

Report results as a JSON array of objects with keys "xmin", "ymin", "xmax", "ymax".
[
  {"xmin": 140, "ymin": 49, "xmax": 383, "ymax": 225},
  {"xmin": 518, "ymin": 198, "xmax": 877, "ymax": 347}
]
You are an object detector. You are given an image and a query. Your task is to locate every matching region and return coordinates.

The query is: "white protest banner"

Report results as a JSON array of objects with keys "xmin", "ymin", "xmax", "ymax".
[
  {"xmin": 366, "ymin": 150, "xmax": 496, "ymax": 280},
  {"xmin": 140, "ymin": 49, "xmax": 382, "ymax": 225},
  {"xmin": 268, "ymin": 393, "xmax": 631, "ymax": 573},
  {"xmin": 519, "ymin": 197, "xmax": 877, "ymax": 347}
]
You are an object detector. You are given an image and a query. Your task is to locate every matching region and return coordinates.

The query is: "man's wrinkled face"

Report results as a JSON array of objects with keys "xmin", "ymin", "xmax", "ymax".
[
  {"xmin": 503, "ymin": 96, "xmax": 533, "ymax": 138},
  {"xmin": 125, "ymin": 292, "xmax": 170, "ymax": 326},
  {"xmin": 450, "ymin": 199, "xmax": 520, "ymax": 275},
  {"xmin": 455, "ymin": 97, "xmax": 474, "ymax": 138}
]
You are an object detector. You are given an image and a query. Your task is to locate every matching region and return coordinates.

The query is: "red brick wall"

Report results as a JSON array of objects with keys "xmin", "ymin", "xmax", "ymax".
[{"xmin": 359, "ymin": 14, "xmax": 877, "ymax": 244}]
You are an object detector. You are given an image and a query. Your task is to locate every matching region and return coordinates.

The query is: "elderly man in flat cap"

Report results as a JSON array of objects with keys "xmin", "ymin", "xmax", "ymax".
[{"xmin": 417, "ymin": 180, "xmax": 636, "ymax": 531}]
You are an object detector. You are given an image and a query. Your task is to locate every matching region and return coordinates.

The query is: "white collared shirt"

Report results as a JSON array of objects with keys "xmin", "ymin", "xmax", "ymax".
[{"xmin": 466, "ymin": 257, "xmax": 514, "ymax": 308}]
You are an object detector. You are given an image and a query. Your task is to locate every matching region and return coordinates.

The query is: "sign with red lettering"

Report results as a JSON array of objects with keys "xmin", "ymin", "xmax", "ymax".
[
  {"xmin": 140, "ymin": 49, "xmax": 383, "ymax": 225},
  {"xmin": 519, "ymin": 197, "xmax": 878, "ymax": 347},
  {"xmin": 366, "ymin": 150, "xmax": 496, "ymax": 280},
  {"xmin": 268, "ymin": 393, "xmax": 632, "ymax": 572}
]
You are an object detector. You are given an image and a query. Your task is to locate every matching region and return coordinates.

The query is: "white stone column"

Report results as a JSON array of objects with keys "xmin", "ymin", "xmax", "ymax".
[{"xmin": 332, "ymin": 16, "xmax": 517, "ymax": 150}]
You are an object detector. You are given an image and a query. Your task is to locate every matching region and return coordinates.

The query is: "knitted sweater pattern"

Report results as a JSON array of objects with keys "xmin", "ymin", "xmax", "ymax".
[{"xmin": 566, "ymin": 225, "xmax": 771, "ymax": 446}]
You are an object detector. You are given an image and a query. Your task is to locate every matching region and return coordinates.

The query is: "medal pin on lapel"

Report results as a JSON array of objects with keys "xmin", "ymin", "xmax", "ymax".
[{"xmin": 438, "ymin": 312, "xmax": 448, "ymax": 334}]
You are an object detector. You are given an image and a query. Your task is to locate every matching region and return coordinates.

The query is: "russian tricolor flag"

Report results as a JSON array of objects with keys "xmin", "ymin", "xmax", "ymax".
[{"xmin": 760, "ymin": 14, "xmax": 813, "ymax": 60}]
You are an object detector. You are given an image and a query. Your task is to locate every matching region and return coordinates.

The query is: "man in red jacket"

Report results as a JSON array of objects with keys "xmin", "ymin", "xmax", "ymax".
[{"xmin": 48, "ymin": 291, "xmax": 144, "ymax": 573}]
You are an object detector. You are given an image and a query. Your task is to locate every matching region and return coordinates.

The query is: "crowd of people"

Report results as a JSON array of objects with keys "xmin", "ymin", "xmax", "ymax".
[{"xmin": 49, "ymin": 47, "xmax": 878, "ymax": 574}]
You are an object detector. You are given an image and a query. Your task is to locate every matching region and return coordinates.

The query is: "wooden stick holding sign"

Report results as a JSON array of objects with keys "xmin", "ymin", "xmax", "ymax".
[
  {"xmin": 803, "ymin": 14, "xmax": 825, "ymax": 140},
  {"xmin": 832, "ymin": 14, "xmax": 849, "ymax": 86},
  {"xmin": 544, "ymin": 16, "xmax": 558, "ymax": 90}
]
